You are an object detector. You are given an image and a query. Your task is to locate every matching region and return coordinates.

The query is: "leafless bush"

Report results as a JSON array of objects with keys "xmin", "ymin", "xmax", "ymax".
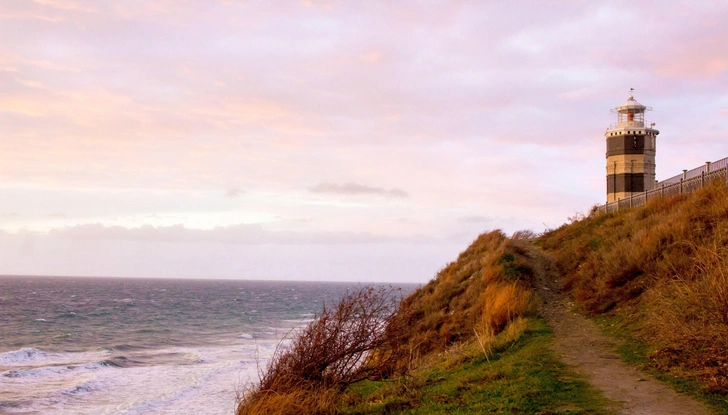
[{"xmin": 236, "ymin": 286, "xmax": 403, "ymax": 415}]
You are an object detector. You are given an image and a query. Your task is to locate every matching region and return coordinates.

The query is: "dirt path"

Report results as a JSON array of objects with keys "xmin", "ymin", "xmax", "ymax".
[{"xmin": 530, "ymin": 247, "xmax": 713, "ymax": 415}]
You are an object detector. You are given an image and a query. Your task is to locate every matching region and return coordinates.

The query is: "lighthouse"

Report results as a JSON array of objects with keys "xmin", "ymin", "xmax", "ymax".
[{"xmin": 605, "ymin": 91, "xmax": 659, "ymax": 203}]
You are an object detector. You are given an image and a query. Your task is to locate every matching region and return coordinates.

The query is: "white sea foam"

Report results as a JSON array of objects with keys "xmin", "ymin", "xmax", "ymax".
[
  {"xmin": 0, "ymin": 340, "xmax": 276, "ymax": 415},
  {"xmin": 0, "ymin": 348, "xmax": 46, "ymax": 364},
  {"xmin": 0, "ymin": 347, "xmax": 110, "ymax": 368},
  {"xmin": 2, "ymin": 360, "xmax": 112, "ymax": 379}
]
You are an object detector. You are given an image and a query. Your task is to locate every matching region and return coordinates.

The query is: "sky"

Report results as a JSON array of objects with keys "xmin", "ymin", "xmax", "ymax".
[{"xmin": 1, "ymin": 0, "xmax": 727, "ymax": 282}]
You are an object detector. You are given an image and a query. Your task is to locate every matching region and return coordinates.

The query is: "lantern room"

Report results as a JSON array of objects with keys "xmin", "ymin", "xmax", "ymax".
[{"xmin": 613, "ymin": 93, "xmax": 648, "ymax": 128}]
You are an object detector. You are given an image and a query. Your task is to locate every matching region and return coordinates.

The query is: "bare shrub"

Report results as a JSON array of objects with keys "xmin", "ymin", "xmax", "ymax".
[{"xmin": 236, "ymin": 286, "xmax": 403, "ymax": 415}]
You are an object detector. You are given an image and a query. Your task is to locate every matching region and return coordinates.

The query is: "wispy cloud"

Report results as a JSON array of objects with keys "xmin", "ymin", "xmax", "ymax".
[
  {"xmin": 458, "ymin": 215, "xmax": 492, "ymax": 224},
  {"xmin": 49, "ymin": 223, "xmax": 393, "ymax": 245},
  {"xmin": 225, "ymin": 187, "xmax": 244, "ymax": 198},
  {"xmin": 309, "ymin": 182, "xmax": 409, "ymax": 198}
]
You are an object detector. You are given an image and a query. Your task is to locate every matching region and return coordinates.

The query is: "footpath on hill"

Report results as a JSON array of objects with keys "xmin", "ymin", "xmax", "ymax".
[{"xmin": 529, "ymin": 246, "xmax": 713, "ymax": 415}]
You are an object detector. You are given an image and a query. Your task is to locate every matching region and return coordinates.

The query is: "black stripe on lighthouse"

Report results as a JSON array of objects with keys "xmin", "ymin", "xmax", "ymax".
[
  {"xmin": 606, "ymin": 135, "xmax": 646, "ymax": 157},
  {"xmin": 607, "ymin": 174, "xmax": 646, "ymax": 195}
]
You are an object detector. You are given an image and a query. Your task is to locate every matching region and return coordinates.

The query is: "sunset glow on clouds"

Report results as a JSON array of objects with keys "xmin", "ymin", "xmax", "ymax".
[{"xmin": 2, "ymin": 1, "xmax": 728, "ymax": 281}]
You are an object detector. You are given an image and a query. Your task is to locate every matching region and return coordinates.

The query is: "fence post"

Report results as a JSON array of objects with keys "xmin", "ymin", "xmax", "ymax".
[
  {"xmin": 680, "ymin": 179, "xmax": 683, "ymax": 195},
  {"xmin": 706, "ymin": 161, "xmax": 711, "ymax": 173},
  {"xmin": 702, "ymin": 171, "xmax": 705, "ymax": 188},
  {"xmin": 661, "ymin": 184, "xmax": 664, "ymax": 198}
]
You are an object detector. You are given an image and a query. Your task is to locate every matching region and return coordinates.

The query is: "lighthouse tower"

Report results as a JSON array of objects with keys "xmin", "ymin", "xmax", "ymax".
[{"xmin": 605, "ymin": 91, "xmax": 659, "ymax": 203}]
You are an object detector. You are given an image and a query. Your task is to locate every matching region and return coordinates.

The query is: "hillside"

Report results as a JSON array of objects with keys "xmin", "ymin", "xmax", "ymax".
[
  {"xmin": 539, "ymin": 179, "xmax": 728, "ymax": 397},
  {"xmin": 236, "ymin": 180, "xmax": 728, "ymax": 414}
]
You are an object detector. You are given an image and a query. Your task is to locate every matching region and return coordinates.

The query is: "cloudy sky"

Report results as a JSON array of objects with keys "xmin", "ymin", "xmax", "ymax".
[{"xmin": 1, "ymin": 0, "xmax": 727, "ymax": 282}]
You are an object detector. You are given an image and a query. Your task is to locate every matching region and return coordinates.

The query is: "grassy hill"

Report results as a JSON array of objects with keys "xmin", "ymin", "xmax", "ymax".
[
  {"xmin": 539, "ymin": 180, "xmax": 728, "ymax": 397},
  {"xmin": 236, "ymin": 180, "xmax": 728, "ymax": 414}
]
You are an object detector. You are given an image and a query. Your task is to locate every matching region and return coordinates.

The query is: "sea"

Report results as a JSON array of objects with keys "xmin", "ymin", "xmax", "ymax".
[{"xmin": 0, "ymin": 276, "xmax": 418, "ymax": 415}]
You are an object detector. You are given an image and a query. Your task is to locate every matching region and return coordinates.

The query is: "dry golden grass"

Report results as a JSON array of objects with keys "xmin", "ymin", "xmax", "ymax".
[
  {"xmin": 478, "ymin": 282, "xmax": 535, "ymax": 333},
  {"xmin": 236, "ymin": 387, "xmax": 340, "ymax": 415},
  {"xmin": 235, "ymin": 230, "xmax": 541, "ymax": 414},
  {"xmin": 381, "ymin": 230, "xmax": 539, "ymax": 374},
  {"xmin": 539, "ymin": 179, "xmax": 728, "ymax": 393}
]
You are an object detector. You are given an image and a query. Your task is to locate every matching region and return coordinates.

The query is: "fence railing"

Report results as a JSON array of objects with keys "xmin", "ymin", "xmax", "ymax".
[
  {"xmin": 597, "ymin": 157, "xmax": 728, "ymax": 214},
  {"xmin": 658, "ymin": 156, "xmax": 728, "ymax": 186}
]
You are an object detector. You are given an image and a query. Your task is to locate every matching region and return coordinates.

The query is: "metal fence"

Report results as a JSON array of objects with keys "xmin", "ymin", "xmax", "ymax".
[
  {"xmin": 657, "ymin": 156, "xmax": 728, "ymax": 186},
  {"xmin": 598, "ymin": 157, "xmax": 728, "ymax": 214}
]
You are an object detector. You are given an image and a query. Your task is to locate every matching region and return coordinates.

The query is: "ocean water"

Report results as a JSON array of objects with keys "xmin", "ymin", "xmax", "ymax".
[{"xmin": 0, "ymin": 276, "xmax": 417, "ymax": 415}]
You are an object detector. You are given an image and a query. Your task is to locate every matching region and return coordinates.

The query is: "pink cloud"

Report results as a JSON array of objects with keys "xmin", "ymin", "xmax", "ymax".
[{"xmin": 1, "ymin": 0, "xmax": 726, "ymax": 241}]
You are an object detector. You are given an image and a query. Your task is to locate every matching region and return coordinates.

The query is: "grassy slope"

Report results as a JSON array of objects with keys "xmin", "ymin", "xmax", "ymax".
[
  {"xmin": 538, "ymin": 180, "xmax": 728, "ymax": 411},
  {"xmin": 236, "ymin": 231, "xmax": 615, "ymax": 414},
  {"xmin": 238, "ymin": 181, "xmax": 728, "ymax": 414},
  {"xmin": 334, "ymin": 231, "xmax": 612, "ymax": 414},
  {"xmin": 340, "ymin": 318, "xmax": 612, "ymax": 415},
  {"xmin": 342, "ymin": 180, "xmax": 728, "ymax": 414}
]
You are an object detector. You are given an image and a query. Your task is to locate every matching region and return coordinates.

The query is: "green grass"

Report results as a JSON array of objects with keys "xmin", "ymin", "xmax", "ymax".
[
  {"xmin": 593, "ymin": 314, "xmax": 728, "ymax": 414},
  {"xmin": 339, "ymin": 318, "xmax": 614, "ymax": 414}
]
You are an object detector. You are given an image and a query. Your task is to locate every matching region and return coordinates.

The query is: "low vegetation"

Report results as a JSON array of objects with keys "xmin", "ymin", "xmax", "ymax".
[
  {"xmin": 539, "ymin": 179, "xmax": 728, "ymax": 396},
  {"xmin": 339, "ymin": 318, "xmax": 611, "ymax": 414},
  {"xmin": 236, "ymin": 231, "xmax": 599, "ymax": 414},
  {"xmin": 380, "ymin": 230, "xmax": 539, "ymax": 373},
  {"xmin": 236, "ymin": 286, "xmax": 404, "ymax": 415}
]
